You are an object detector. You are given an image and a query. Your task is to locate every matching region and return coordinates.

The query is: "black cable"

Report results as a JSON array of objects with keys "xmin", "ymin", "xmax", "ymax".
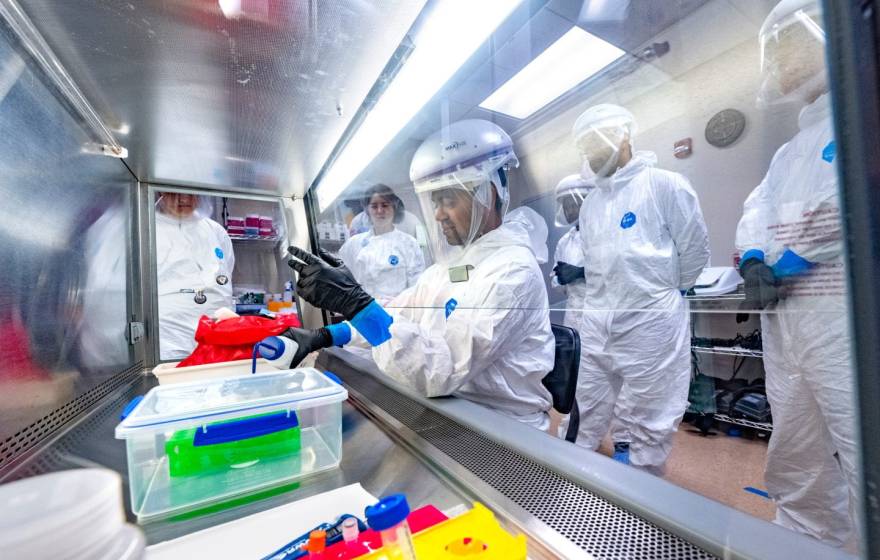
[{"xmin": 730, "ymin": 354, "xmax": 747, "ymax": 381}]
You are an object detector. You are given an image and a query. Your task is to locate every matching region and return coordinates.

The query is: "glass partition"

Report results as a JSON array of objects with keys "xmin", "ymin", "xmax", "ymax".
[
  {"xmin": 309, "ymin": 0, "xmax": 860, "ymax": 552},
  {"xmin": 149, "ymin": 189, "xmax": 292, "ymax": 362}
]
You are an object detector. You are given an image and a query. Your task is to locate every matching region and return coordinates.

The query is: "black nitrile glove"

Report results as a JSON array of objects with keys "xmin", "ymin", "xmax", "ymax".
[
  {"xmin": 736, "ymin": 258, "xmax": 779, "ymax": 323},
  {"xmin": 554, "ymin": 261, "xmax": 585, "ymax": 285},
  {"xmin": 287, "ymin": 246, "xmax": 374, "ymax": 320},
  {"xmin": 284, "ymin": 327, "xmax": 333, "ymax": 368}
]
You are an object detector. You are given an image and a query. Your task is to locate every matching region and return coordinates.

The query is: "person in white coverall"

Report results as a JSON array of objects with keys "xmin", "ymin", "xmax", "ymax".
[
  {"xmin": 350, "ymin": 207, "xmax": 426, "ymax": 242},
  {"xmin": 571, "ymin": 104, "xmax": 710, "ymax": 474},
  {"xmin": 552, "ymin": 174, "xmax": 594, "ymax": 333},
  {"xmin": 286, "ymin": 119, "xmax": 554, "ymax": 429},
  {"xmin": 734, "ymin": 0, "xmax": 859, "ymax": 547},
  {"xmin": 155, "ymin": 192, "xmax": 235, "ymax": 360},
  {"xmin": 338, "ymin": 183, "xmax": 425, "ymax": 303},
  {"xmin": 553, "ymin": 174, "xmax": 635, "ymax": 461}
]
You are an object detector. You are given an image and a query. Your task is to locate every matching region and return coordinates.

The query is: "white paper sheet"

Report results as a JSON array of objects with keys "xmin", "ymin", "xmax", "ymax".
[
  {"xmin": 693, "ymin": 266, "xmax": 742, "ymax": 295},
  {"xmin": 146, "ymin": 483, "xmax": 378, "ymax": 560}
]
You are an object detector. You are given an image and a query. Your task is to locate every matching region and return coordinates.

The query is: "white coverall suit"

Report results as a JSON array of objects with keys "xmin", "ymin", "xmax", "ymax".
[
  {"xmin": 735, "ymin": 94, "xmax": 858, "ymax": 546},
  {"xmin": 349, "ymin": 208, "xmax": 555, "ymax": 430},
  {"xmin": 339, "ymin": 228, "xmax": 426, "ymax": 303},
  {"xmin": 156, "ymin": 212, "xmax": 235, "ymax": 360},
  {"xmin": 555, "ymin": 226, "xmax": 588, "ymax": 333},
  {"xmin": 575, "ymin": 152, "xmax": 710, "ymax": 473},
  {"xmin": 555, "ymin": 226, "xmax": 632, "ymax": 444}
]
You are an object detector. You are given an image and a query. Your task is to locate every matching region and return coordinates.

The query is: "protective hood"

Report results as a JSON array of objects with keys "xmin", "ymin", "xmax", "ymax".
[
  {"xmin": 756, "ymin": 0, "xmax": 827, "ymax": 107},
  {"xmin": 555, "ymin": 173, "xmax": 595, "ymax": 226},
  {"xmin": 411, "ymin": 119, "xmax": 518, "ymax": 264}
]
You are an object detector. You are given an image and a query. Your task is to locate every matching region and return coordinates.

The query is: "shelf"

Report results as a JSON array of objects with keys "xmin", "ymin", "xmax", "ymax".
[
  {"xmin": 691, "ymin": 345, "xmax": 763, "ymax": 358},
  {"xmin": 686, "ymin": 292, "xmax": 744, "ymax": 302},
  {"xmin": 686, "ymin": 287, "xmax": 747, "ymax": 312},
  {"xmin": 229, "ymin": 234, "xmax": 282, "ymax": 243},
  {"xmin": 714, "ymin": 413, "xmax": 772, "ymax": 432},
  {"xmin": 317, "ymin": 238, "xmax": 345, "ymax": 247}
]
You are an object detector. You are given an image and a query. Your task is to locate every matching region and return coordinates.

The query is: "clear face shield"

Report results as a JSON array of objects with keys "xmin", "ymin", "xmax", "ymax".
[
  {"xmin": 414, "ymin": 162, "xmax": 511, "ymax": 264},
  {"xmin": 757, "ymin": 8, "xmax": 827, "ymax": 107},
  {"xmin": 575, "ymin": 125, "xmax": 629, "ymax": 179},
  {"xmin": 555, "ymin": 192, "xmax": 586, "ymax": 226}
]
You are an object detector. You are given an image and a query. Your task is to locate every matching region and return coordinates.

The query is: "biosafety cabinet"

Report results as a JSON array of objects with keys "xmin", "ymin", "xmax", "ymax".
[{"xmin": 1, "ymin": 1, "xmax": 879, "ymax": 559}]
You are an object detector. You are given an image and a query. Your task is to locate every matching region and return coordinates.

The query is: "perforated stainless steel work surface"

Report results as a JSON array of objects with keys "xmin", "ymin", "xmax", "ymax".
[
  {"xmin": 334, "ymin": 365, "xmax": 717, "ymax": 560},
  {"xmin": 0, "ymin": 362, "xmax": 144, "ymax": 477},
  {"xmin": 0, "ymin": 362, "xmax": 144, "ymax": 478}
]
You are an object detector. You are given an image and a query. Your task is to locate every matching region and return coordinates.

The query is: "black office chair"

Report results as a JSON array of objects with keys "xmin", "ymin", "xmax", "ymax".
[{"xmin": 542, "ymin": 323, "xmax": 581, "ymax": 443}]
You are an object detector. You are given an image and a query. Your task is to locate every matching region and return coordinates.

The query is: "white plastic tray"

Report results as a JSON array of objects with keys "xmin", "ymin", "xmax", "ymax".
[{"xmin": 152, "ymin": 358, "xmax": 275, "ymax": 385}]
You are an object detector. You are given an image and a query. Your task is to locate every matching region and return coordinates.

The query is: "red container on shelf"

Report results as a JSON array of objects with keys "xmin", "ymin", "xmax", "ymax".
[
  {"xmin": 259, "ymin": 227, "xmax": 274, "ymax": 237},
  {"xmin": 227, "ymin": 226, "xmax": 245, "ymax": 236},
  {"xmin": 245, "ymin": 214, "xmax": 260, "ymax": 228},
  {"xmin": 227, "ymin": 216, "xmax": 245, "ymax": 228},
  {"xmin": 259, "ymin": 215, "xmax": 274, "ymax": 230}
]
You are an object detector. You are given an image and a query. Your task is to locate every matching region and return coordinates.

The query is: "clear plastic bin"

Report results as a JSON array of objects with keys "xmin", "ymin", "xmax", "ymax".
[{"xmin": 115, "ymin": 368, "xmax": 347, "ymax": 522}]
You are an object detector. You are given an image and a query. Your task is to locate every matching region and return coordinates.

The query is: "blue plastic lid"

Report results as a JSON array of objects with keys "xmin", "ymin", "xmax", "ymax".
[
  {"xmin": 257, "ymin": 336, "xmax": 286, "ymax": 360},
  {"xmin": 365, "ymin": 494, "xmax": 410, "ymax": 531}
]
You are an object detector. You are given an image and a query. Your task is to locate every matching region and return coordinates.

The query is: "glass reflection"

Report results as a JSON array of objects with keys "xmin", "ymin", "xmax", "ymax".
[
  {"xmin": 78, "ymin": 204, "xmax": 130, "ymax": 371},
  {"xmin": 0, "ymin": 33, "xmax": 135, "ymax": 443},
  {"xmin": 153, "ymin": 192, "xmax": 294, "ymax": 363}
]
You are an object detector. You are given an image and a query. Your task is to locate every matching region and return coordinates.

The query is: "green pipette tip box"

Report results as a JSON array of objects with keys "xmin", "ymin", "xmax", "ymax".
[{"xmin": 165, "ymin": 412, "xmax": 301, "ymax": 478}]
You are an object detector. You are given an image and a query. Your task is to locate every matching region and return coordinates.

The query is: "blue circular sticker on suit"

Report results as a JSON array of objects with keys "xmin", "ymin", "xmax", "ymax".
[
  {"xmin": 620, "ymin": 212, "xmax": 637, "ymax": 229},
  {"xmin": 214, "ymin": 247, "xmax": 224, "ymax": 259},
  {"xmin": 389, "ymin": 255, "xmax": 399, "ymax": 266},
  {"xmin": 822, "ymin": 140, "xmax": 836, "ymax": 163}
]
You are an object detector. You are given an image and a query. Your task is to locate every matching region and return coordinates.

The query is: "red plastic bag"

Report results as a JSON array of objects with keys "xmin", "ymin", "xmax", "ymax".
[{"xmin": 177, "ymin": 313, "xmax": 301, "ymax": 368}]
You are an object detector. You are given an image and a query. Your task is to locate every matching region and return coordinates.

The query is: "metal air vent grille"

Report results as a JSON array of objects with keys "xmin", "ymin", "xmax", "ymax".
[{"xmin": 0, "ymin": 362, "xmax": 143, "ymax": 475}]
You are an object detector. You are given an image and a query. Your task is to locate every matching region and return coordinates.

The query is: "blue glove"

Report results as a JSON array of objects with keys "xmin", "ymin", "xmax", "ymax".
[
  {"xmin": 349, "ymin": 301, "xmax": 393, "ymax": 346},
  {"xmin": 771, "ymin": 249, "xmax": 813, "ymax": 278}
]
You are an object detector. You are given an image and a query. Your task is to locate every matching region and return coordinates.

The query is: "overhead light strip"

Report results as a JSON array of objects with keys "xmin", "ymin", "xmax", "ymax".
[
  {"xmin": 479, "ymin": 26, "xmax": 624, "ymax": 120},
  {"xmin": 314, "ymin": 0, "xmax": 523, "ymax": 212}
]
